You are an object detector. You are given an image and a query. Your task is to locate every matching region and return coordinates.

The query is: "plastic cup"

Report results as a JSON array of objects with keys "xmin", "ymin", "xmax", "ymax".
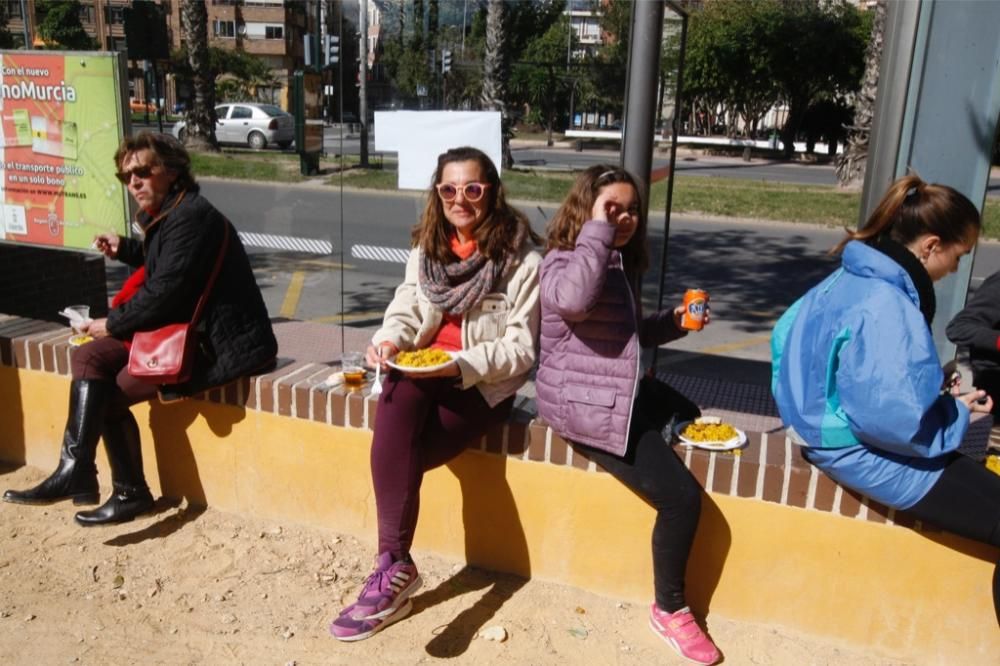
[
  {"xmin": 66, "ymin": 304, "xmax": 90, "ymax": 333},
  {"xmin": 341, "ymin": 351, "xmax": 366, "ymax": 389}
]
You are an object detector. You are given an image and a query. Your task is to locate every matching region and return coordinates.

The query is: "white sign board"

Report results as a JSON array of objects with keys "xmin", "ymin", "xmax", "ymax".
[{"xmin": 374, "ymin": 111, "xmax": 502, "ymax": 191}]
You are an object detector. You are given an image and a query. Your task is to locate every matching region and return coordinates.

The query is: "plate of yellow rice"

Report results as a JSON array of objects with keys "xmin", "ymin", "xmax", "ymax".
[
  {"xmin": 387, "ymin": 348, "xmax": 456, "ymax": 374},
  {"xmin": 674, "ymin": 417, "xmax": 746, "ymax": 451}
]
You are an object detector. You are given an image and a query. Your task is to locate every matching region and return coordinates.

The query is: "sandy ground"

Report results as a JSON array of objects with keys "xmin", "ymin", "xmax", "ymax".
[{"xmin": 0, "ymin": 464, "xmax": 910, "ymax": 666}]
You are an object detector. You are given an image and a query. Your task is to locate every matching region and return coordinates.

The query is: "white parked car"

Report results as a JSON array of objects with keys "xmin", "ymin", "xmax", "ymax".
[{"xmin": 172, "ymin": 102, "xmax": 294, "ymax": 150}]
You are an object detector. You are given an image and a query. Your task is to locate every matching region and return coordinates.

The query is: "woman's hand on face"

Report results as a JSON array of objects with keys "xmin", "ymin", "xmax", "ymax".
[
  {"xmin": 83, "ymin": 318, "xmax": 109, "ymax": 339},
  {"xmin": 958, "ymin": 390, "xmax": 993, "ymax": 414},
  {"xmin": 366, "ymin": 342, "xmax": 398, "ymax": 369},
  {"xmin": 591, "ymin": 190, "xmax": 629, "ymax": 227},
  {"xmin": 93, "ymin": 233, "xmax": 120, "ymax": 259}
]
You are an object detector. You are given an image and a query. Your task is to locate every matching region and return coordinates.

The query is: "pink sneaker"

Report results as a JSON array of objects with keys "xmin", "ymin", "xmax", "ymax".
[{"xmin": 649, "ymin": 603, "xmax": 721, "ymax": 665}]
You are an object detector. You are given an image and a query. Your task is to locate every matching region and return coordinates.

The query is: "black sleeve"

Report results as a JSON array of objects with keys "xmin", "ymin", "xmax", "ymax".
[
  {"xmin": 946, "ymin": 270, "xmax": 1000, "ymax": 352},
  {"xmin": 115, "ymin": 236, "xmax": 145, "ymax": 268},
  {"xmin": 106, "ymin": 204, "xmax": 225, "ymax": 338}
]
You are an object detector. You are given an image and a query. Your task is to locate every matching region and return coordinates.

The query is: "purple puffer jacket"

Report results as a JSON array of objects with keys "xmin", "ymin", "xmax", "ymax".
[{"xmin": 536, "ymin": 221, "xmax": 686, "ymax": 457}]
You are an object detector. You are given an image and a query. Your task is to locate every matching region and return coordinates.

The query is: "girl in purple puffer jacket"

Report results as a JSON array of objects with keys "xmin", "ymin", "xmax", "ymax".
[{"xmin": 536, "ymin": 165, "xmax": 720, "ymax": 665}]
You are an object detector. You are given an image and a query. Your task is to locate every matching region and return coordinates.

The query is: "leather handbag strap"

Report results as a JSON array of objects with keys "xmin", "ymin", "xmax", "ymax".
[{"xmin": 189, "ymin": 220, "xmax": 231, "ymax": 327}]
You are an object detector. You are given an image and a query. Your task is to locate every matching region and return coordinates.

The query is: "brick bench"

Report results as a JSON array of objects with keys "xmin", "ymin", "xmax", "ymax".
[{"xmin": 1, "ymin": 313, "xmax": 997, "ymax": 662}]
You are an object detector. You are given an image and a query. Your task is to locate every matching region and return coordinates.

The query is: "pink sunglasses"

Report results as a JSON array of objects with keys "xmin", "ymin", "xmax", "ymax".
[{"xmin": 436, "ymin": 182, "xmax": 490, "ymax": 202}]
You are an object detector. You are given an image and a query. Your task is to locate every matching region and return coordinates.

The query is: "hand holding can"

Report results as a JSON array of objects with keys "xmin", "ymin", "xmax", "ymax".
[{"xmin": 681, "ymin": 289, "xmax": 709, "ymax": 331}]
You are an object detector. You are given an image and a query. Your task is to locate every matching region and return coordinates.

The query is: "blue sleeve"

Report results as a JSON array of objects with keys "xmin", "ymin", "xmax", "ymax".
[{"xmin": 836, "ymin": 301, "xmax": 967, "ymax": 458}]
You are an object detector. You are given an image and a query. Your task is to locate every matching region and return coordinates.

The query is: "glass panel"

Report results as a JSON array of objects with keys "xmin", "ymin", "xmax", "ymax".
[{"xmin": 111, "ymin": 0, "xmax": 637, "ymax": 369}]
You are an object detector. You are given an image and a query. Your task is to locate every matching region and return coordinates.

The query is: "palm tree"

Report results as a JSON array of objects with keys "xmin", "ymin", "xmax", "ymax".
[
  {"xmin": 836, "ymin": 0, "xmax": 885, "ymax": 189},
  {"xmin": 180, "ymin": 0, "xmax": 219, "ymax": 151},
  {"xmin": 481, "ymin": 0, "xmax": 512, "ymax": 167}
]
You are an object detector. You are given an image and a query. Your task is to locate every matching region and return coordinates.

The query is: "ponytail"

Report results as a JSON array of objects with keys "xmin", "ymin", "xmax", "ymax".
[{"xmin": 832, "ymin": 174, "xmax": 980, "ymax": 255}]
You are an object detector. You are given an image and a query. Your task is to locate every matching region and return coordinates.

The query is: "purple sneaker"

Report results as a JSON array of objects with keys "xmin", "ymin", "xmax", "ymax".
[
  {"xmin": 330, "ymin": 599, "xmax": 413, "ymax": 642},
  {"xmin": 347, "ymin": 552, "xmax": 422, "ymax": 621}
]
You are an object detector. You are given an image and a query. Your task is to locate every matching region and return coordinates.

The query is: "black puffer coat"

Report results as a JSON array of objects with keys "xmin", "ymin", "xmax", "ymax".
[{"xmin": 107, "ymin": 185, "xmax": 278, "ymax": 395}]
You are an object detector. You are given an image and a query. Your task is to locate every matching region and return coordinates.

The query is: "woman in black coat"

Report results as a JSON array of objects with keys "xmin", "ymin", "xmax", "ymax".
[{"xmin": 3, "ymin": 132, "xmax": 277, "ymax": 525}]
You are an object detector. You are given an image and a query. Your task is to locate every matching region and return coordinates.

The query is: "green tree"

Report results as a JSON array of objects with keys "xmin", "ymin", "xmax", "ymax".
[
  {"xmin": 510, "ymin": 17, "xmax": 574, "ymax": 146},
  {"xmin": 0, "ymin": 2, "xmax": 16, "ymax": 49},
  {"xmin": 682, "ymin": 0, "xmax": 867, "ymax": 156},
  {"xmin": 171, "ymin": 47, "xmax": 280, "ymax": 104},
  {"xmin": 770, "ymin": 0, "xmax": 868, "ymax": 158},
  {"xmin": 686, "ymin": 0, "xmax": 781, "ymax": 137},
  {"xmin": 36, "ymin": 0, "xmax": 97, "ymax": 50}
]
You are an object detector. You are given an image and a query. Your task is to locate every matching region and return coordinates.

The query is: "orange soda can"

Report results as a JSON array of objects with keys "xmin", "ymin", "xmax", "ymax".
[{"xmin": 681, "ymin": 289, "xmax": 709, "ymax": 331}]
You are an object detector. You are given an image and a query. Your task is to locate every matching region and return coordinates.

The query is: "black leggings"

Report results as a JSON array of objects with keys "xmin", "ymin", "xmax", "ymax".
[
  {"xmin": 907, "ymin": 454, "xmax": 1000, "ymax": 625},
  {"xmin": 572, "ymin": 378, "xmax": 703, "ymax": 613}
]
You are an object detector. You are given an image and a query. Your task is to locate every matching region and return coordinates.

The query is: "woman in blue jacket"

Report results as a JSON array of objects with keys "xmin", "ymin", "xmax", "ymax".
[{"xmin": 772, "ymin": 175, "xmax": 1000, "ymax": 624}]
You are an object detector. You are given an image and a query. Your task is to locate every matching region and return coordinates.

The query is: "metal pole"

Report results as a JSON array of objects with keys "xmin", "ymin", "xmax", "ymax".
[
  {"xmin": 359, "ymin": 0, "xmax": 369, "ymax": 167},
  {"xmin": 461, "ymin": 0, "xmax": 467, "ymax": 57},
  {"xmin": 620, "ymin": 0, "xmax": 664, "ymax": 210},
  {"xmin": 19, "ymin": 0, "xmax": 29, "ymax": 47},
  {"xmin": 653, "ymin": 3, "xmax": 688, "ymax": 369}
]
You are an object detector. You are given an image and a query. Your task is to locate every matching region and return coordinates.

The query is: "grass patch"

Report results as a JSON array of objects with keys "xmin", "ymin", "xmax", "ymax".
[
  {"xmin": 190, "ymin": 150, "xmax": 305, "ymax": 182},
  {"xmin": 657, "ymin": 176, "xmax": 861, "ymax": 228},
  {"xmin": 190, "ymin": 154, "xmax": 1000, "ymax": 240}
]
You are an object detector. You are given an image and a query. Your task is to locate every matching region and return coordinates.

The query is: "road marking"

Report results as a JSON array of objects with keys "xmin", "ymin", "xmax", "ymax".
[
  {"xmin": 239, "ymin": 231, "xmax": 333, "ymax": 254},
  {"xmin": 312, "ymin": 312, "xmax": 387, "ymax": 324},
  {"xmin": 699, "ymin": 334, "xmax": 773, "ymax": 355},
  {"xmin": 351, "ymin": 244, "xmax": 411, "ymax": 264},
  {"xmin": 298, "ymin": 258, "xmax": 353, "ymax": 269},
  {"xmin": 280, "ymin": 271, "xmax": 306, "ymax": 318}
]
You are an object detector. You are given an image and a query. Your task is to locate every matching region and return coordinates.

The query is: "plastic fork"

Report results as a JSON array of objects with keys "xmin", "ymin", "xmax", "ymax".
[{"xmin": 370, "ymin": 358, "xmax": 383, "ymax": 397}]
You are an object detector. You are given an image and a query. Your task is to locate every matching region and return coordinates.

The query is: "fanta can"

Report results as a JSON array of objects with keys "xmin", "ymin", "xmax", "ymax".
[{"xmin": 681, "ymin": 289, "xmax": 709, "ymax": 331}]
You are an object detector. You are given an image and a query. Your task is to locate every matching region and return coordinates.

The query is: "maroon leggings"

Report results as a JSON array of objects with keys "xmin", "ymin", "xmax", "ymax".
[
  {"xmin": 370, "ymin": 371, "xmax": 514, "ymax": 559},
  {"xmin": 71, "ymin": 337, "xmax": 158, "ymax": 417}
]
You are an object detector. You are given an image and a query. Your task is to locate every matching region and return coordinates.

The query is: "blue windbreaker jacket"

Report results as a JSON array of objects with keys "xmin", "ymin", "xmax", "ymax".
[{"xmin": 771, "ymin": 240, "xmax": 969, "ymax": 509}]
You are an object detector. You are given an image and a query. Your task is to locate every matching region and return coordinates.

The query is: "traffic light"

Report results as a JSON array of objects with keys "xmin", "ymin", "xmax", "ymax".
[
  {"xmin": 441, "ymin": 49, "xmax": 452, "ymax": 74},
  {"xmin": 325, "ymin": 34, "xmax": 340, "ymax": 67}
]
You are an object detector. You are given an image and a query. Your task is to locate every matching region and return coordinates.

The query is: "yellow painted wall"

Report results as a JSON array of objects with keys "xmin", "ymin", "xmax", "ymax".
[{"xmin": 2, "ymin": 366, "xmax": 997, "ymax": 662}]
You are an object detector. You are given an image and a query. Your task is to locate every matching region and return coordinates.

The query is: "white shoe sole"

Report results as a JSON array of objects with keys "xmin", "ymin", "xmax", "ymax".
[
  {"xmin": 648, "ymin": 615, "xmax": 719, "ymax": 665},
  {"xmin": 334, "ymin": 599, "xmax": 413, "ymax": 642}
]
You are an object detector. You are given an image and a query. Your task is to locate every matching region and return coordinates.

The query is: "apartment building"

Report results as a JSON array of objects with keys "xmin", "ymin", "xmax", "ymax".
[{"xmin": 2, "ymin": 0, "xmax": 332, "ymax": 112}]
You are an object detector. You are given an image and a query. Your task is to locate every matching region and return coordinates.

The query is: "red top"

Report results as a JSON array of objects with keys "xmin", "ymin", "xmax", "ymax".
[
  {"xmin": 111, "ymin": 267, "xmax": 147, "ymax": 350},
  {"xmin": 429, "ymin": 234, "xmax": 477, "ymax": 352}
]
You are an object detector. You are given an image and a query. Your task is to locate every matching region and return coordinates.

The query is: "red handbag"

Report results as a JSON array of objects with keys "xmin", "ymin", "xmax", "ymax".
[{"xmin": 128, "ymin": 222, "xmax": 231, "ymax": 384}]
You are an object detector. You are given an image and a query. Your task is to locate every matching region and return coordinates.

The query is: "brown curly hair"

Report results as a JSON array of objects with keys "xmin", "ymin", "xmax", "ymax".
[
  {"xmin": 545, "ymin": 164, "xmax": 648, "ymax": 279},
  {"xmin": 411, "ymin": 146, "xmax": 539, "ymax": 263}
]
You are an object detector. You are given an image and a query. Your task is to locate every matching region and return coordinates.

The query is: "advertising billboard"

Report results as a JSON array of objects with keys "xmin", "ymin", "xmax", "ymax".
[{"xmin": 0, "ymin": 51, "xmax": 129, "ymax": 251}]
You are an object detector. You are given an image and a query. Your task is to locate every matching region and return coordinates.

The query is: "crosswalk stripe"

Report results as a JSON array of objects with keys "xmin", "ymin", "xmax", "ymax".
[
  {"xmin": 351, "ymin": 244, "xmax": 411, "ymax": 264},
  {"xmin": 239, "ymin": 231, "xmax": 333, "ymax": 254}
]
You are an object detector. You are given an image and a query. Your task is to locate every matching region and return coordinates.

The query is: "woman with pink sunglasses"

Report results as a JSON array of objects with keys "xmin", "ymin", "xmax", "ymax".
[{"xmin": 330, "ymin": 146, "xmax": 542, "ymax": 641}]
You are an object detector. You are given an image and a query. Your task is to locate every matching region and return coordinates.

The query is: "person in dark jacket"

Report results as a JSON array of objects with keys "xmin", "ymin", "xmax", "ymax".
[
  {"xmin": 947, "ymin": 269, "xmax": 1000, "ymax": 415},
  {"xmin": 3, "ymin": 132, "xmax": 277, "ymax": 526}
]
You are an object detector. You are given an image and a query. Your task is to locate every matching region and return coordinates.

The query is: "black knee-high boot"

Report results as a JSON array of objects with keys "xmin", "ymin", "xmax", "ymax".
[
  {"xmin": 3, "ymin": 380, "xmax": 110, "ymax": 505},
  {"xmin": 75, "ymin": 410, "xmax": 154, "ymax": 526}
]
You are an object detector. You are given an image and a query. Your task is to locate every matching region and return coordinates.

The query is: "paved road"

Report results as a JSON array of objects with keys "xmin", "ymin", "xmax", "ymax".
[{"xmin": 122, "ymin": 180, "xmax": 993, "ymax": 378}]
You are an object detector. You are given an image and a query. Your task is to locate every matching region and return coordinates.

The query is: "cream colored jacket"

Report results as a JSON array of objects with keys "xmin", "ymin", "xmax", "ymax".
[{"xmin": 371, "ymin": 241, "xmax": 541, "ymax": 407}]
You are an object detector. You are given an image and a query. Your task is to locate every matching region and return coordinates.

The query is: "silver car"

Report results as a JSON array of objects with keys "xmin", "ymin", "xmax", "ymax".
[{"xmin": 172, "ymin": 102, "xmax": 294, "ymax": 150}]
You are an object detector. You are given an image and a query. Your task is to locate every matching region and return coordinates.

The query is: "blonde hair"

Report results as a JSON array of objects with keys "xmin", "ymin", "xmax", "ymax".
[
  {"xmin": 833, "ymin": 174, "xmax": 980, "ymax": 254},
  {"xmin": 546, "ymin": 164, "xmax": 648, "ymax": 279}
]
